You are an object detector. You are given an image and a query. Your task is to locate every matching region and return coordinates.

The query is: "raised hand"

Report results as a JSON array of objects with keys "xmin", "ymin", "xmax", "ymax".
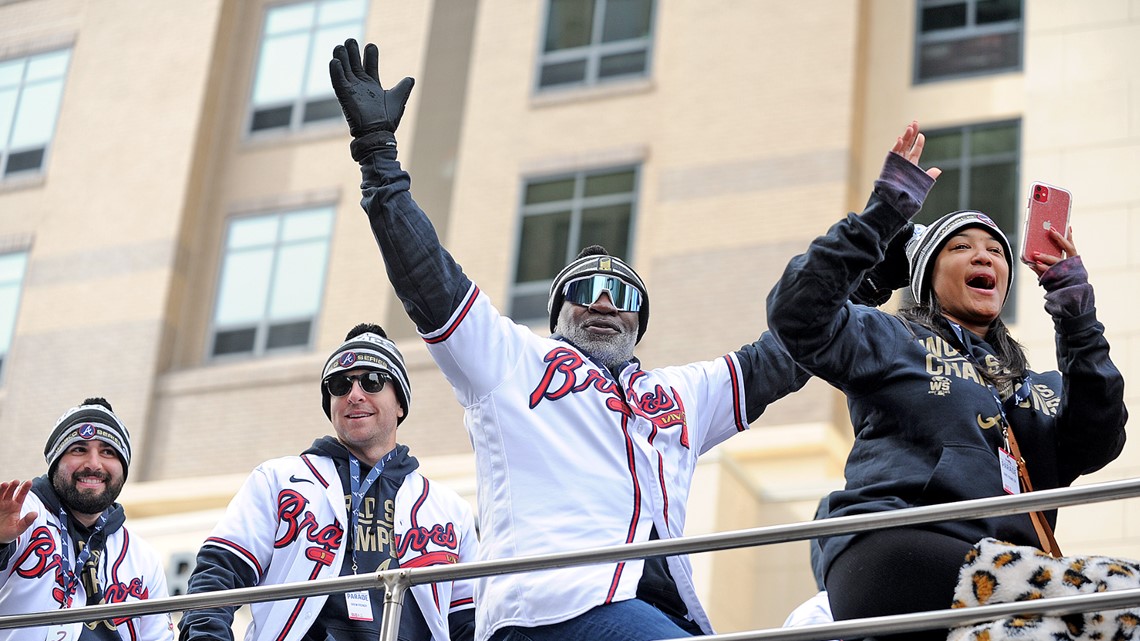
[
  {"xmin": 329, "ymin": 39, "xmax": 415, "ymax": 138},
  {"xmin": 0, "ymin": 480, "xmax": 36, "ymax": 545},
  {"xmin": 1028, "ymin": 226, "xmax": 1079, "ymax": 277},
  {"xmin": 891, "ymin": 120, "xmax": 942, "ymax": 180}
]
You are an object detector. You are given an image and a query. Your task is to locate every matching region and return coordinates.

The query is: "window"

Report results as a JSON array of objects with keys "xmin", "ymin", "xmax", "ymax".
[
  {"xmin": 917, "ymin": 120, "xmax": 1020, "ymax": 314},
  {"xmin": 510, "ymin": 167, "xmax": 639, "ymax": 322},
  {"xmin": 538, "ymin": 0, "xmax": 654, "ymax": 90},
  {"xmin": 248, "ymin": 0, "xmax": 366, "ymax": 134},
  {"xmin": 210, "ymin": 207, "xmax": 333, "ymax": 357},
  {"xmin": 915, "ymin": 0, "xmax": 1022, "ymax": 83},
  {"xmin": 0, "ymin": 251, "xmax": 28, "ymax": 378},
  {"xmin": 0, "ymin": 49, "xmax": 70, "ymax": 178}
]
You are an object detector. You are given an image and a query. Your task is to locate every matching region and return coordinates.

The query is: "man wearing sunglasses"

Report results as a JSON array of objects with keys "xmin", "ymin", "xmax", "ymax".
[
  {"xmin": 179, "ymin": 324, "xmax": 478, "ymax": 641},
  {"xmin": 330, "ymin": 40, "xmax": 809, "ymax": 641}
]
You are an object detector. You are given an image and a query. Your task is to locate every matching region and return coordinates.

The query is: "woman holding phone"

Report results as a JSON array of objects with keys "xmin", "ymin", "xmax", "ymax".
[{"xmin": 766, "ymin": 122, "xmax": 1127, "ymax": 640}]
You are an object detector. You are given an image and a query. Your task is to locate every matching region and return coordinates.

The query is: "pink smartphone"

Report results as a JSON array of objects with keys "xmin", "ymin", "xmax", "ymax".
[{"xmin": 1019, "ymin": 182, "xmax": 1072, "ymax": 266}]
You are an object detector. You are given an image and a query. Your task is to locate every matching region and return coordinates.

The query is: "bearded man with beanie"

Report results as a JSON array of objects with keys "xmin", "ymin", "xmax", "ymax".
[
  {"xmin": 329, "ymin": 40, "xmax": 809, "ymax": 641},
  {"xmin": 178, "ymin": 324, "xmax": 477, "ymax": 641},
  {"xmin": 0, "ymin": 398, "xmax": 175, "ymax": 640}
]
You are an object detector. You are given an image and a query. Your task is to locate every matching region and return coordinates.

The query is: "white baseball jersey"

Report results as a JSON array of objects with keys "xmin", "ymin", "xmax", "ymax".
[
  {"xmin": 0, "ymin": 484, "xmax": 174, "ymax": 641},
  {"xmin": 196, "ymin": 454, "xmax": 476, "ymax": 641},
  {"xmin": 423, "ymin": 285, "xmax": 751, "ymax": 641}
]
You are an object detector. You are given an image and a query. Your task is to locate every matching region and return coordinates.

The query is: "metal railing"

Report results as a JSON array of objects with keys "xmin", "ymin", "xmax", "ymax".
[{"xmin": 4, "ymin": 477, "xmax": 1140, "ymax": 640}]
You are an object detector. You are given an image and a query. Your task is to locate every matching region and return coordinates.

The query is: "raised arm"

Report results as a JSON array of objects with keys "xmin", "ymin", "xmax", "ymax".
[
  {"xmin": 765, "ymin": 122, "xmax": 937, "ymax": 385},
  {"xmin": 1033, "ymin": 233, "xmax": 1128, "ymax": 481},
  {"xmin": 330, "ymin": 39, "xmax": 472, "ymax": 333}
]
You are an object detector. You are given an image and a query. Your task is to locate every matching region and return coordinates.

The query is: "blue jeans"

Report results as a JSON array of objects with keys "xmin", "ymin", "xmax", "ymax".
[{"xmin": 489, "ymin": 599, "xmax": 698, "ymax": 641}]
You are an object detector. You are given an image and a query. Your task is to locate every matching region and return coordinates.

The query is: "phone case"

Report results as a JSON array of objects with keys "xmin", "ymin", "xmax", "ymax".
[{"xmin": 1019, "ymin": 182, "xmax": 1072, "ymax": 265}]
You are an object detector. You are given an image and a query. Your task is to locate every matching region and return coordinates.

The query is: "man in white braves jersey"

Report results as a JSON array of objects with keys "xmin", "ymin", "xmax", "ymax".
[
  {"xmin": 178, "ymin": 323, "xmax": 477, "ymax": 641},
  {"xmin": 0, "ymin": 398, "xmax": 175, "ymax": 640},
  {"xmin": 329, "ymin": 40, "xmax": 810, "ymax": 641}
]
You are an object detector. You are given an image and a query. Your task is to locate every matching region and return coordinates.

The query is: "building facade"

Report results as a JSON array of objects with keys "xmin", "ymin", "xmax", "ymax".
[{"xmin": 1, "ymin": 0, "xmax": 1138, "ymax": 633}]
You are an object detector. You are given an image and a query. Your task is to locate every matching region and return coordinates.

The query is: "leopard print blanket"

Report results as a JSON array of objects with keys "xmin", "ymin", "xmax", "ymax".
[{"xmin": 948, "ymin": 538, "xmax": 1140, "ymax": 640}]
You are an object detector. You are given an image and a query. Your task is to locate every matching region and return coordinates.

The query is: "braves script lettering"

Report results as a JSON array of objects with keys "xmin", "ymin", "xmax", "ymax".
[
  {"xmin": 396, "ymin": 523, "xmax": 457, "ymax": 558},
  {"xmin": 529, "ymin": 346, "xmax": 690, "ymax": 448},
  {"xmin": 275, "ymin": 490, "xmax": 343, "ymax": 570}
]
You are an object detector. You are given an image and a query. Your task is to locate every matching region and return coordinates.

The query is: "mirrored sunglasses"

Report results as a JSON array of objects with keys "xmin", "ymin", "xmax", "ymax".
[
  {"xmin": 324, "ymin": 371, "xmax": 391, "ymax": 397},
  {"xmin": 563, "ymin": 275, "xmax": 643, "ymax": 312}
]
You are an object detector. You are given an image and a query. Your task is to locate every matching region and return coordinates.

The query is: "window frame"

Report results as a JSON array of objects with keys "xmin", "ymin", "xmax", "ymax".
[
  {"xmin": 245, "ymin": 0, "xmax": 367, "ymax": 136},
  {"xmin": 207, "ymin": 206, "xmax": 335, "ymax": 360},
  {"xmin": 913, "ymin": 0, "xmax": 1024, "ymax": 84},
  {"xmin": 535, "ymin": 0, "xmax": 656, "ymax": 92},
  {"xmin": 0, "ymin": 48, "xmax": 71, "ymax": 180},
  {"xmin": 507, "ymin": 164, "xmax": 641, "ymax": 325}
]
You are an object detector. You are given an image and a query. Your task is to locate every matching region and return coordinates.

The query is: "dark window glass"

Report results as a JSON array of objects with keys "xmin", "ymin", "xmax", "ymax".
[
  {"xmin": 266, "ymin": 320, "xmax": 312, "ymax": 349},
  {"xmin": 512, "ymin": 291, "xmax": 551, "ymax": 325},
  {"xmin": 584, "ymin": 170, "xmax": 635, "ymax": 197},
  {"xmin": 525, "ymin": 178, "xmax": 575, "ymax": 204},
  {"xmin": 212, "ymin": 328, "xmax": 258, "ymax": 356},
  {"xmin": 598, "ymin": 52, "xmax": 648, "ymax": 79},
  {"xmin": 976, "ymin": 0, "xmax": 1021, "ymax": 24},
  {"xmin": 545, "ymin": 0, "xmax": 595, "ymax": 51},
  {"xmin": 539, "ymin": 61, "xmax": 589, "ymax": 87},
  {"xmin": 515, "ymin": 210, "xmax": 572, "ymax": 282},
  {"xmin": 4, "ymin": 148, "xmax": 45, "ymax": 175},
  {"xmin": 602, "ymin": 0, "xmax": 653, "ymax": 42},
  {"xmin": 250, "ymin": 106, "xmax": 294, "ymax": 132},
  {"xmin": 921, "ymin": 4, "xmax": 967, "ymax": 31},
  {"xmin": 302, "ymin": 97, "xmax": 343, "ymax": 123},
  {"xmin": 918, "ymin": 31, "xmax": 1020, "ymax": 80},
  {"xmin": 580, "ymin": 204, "xmax": 631, "ymax": 252}
]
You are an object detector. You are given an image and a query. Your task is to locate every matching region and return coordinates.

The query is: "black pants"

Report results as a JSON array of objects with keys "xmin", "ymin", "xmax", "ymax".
[{"xmin": 824, "ymin": 528, "xmax": 975, "ymax": 641}]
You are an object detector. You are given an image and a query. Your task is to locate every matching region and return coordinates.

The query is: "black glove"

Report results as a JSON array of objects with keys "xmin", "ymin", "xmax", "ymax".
[
  {"xmin": 329, "ymin": 39, "xmax": 414, "ymax": 139},
  {"xmin": 850, "ymin": 222, "xmax": 914, "ymax": 307}
]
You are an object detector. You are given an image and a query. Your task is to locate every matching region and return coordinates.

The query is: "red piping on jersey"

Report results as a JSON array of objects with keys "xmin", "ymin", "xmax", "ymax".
[
  {"xmin": 275, "ymin": 563, "xmax": 324, "ymax": 641},
  {"xmin": 300, "ymin": 455, "xmax": 329, "ymax": 488},
  {"xmin": 410, "ymin": 478, "xmax": 430, "ymax": 528},
  {"xmin": 451, "ymin": 596, "xmax": 474, "ymax": 608},
  {"xmin": 606, "ymin": 412, "xmax": 641, "ymax": 602},
  {"xmin": 722, "ymin": 354, "xmax": 746, "ymax": 431},
  {"xmin": 205, "ymin": 537, "xmax": 264, "ymax": 577},
  {"xmin": 424, "ymin": 286, "xmax": 480, "ymax": 345},
  {"xmin": 656, "ymin": 454, "xmax": 670, "ymax": 530}
]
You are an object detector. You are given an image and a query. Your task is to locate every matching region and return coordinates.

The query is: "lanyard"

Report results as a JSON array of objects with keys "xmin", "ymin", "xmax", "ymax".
[
  {"xmin": 347, "ymin": 449, "xmax": 395, "ymax": 572},
  {"xmin": 945, "ymin": 322, "xmax": 1032, "ymax": 444},
  {"xmin": 55, "ymin": 507, "xmax": 107, "ymax": 607}
]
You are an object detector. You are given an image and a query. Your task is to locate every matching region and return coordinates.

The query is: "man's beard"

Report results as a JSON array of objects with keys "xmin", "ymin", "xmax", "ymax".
[
  {"xmin": 555, "ymin": 308, "xmax": 637, "ymax": 370},
  {"xmin": 53, "ymin": 467, "xmax": 124, "ymax": 517}
]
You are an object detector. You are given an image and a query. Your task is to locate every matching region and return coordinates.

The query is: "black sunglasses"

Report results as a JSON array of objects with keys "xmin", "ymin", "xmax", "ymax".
[{"xmin": 324, "ymin": 371, "xmax": 391, "ymax": 397}]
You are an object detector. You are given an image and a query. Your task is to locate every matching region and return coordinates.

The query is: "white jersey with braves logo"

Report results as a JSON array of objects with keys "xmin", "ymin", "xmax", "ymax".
[
  {"xmin": 424, "ymin": 285, "xmax": 752, "ymax": 641},
  {"xmin": 195, "ymin": 454, "xmax": 476, "ymax": 641},
  {"xmin": 0, "ymin": 486, "xmax": 174, "ymax": 641}
]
